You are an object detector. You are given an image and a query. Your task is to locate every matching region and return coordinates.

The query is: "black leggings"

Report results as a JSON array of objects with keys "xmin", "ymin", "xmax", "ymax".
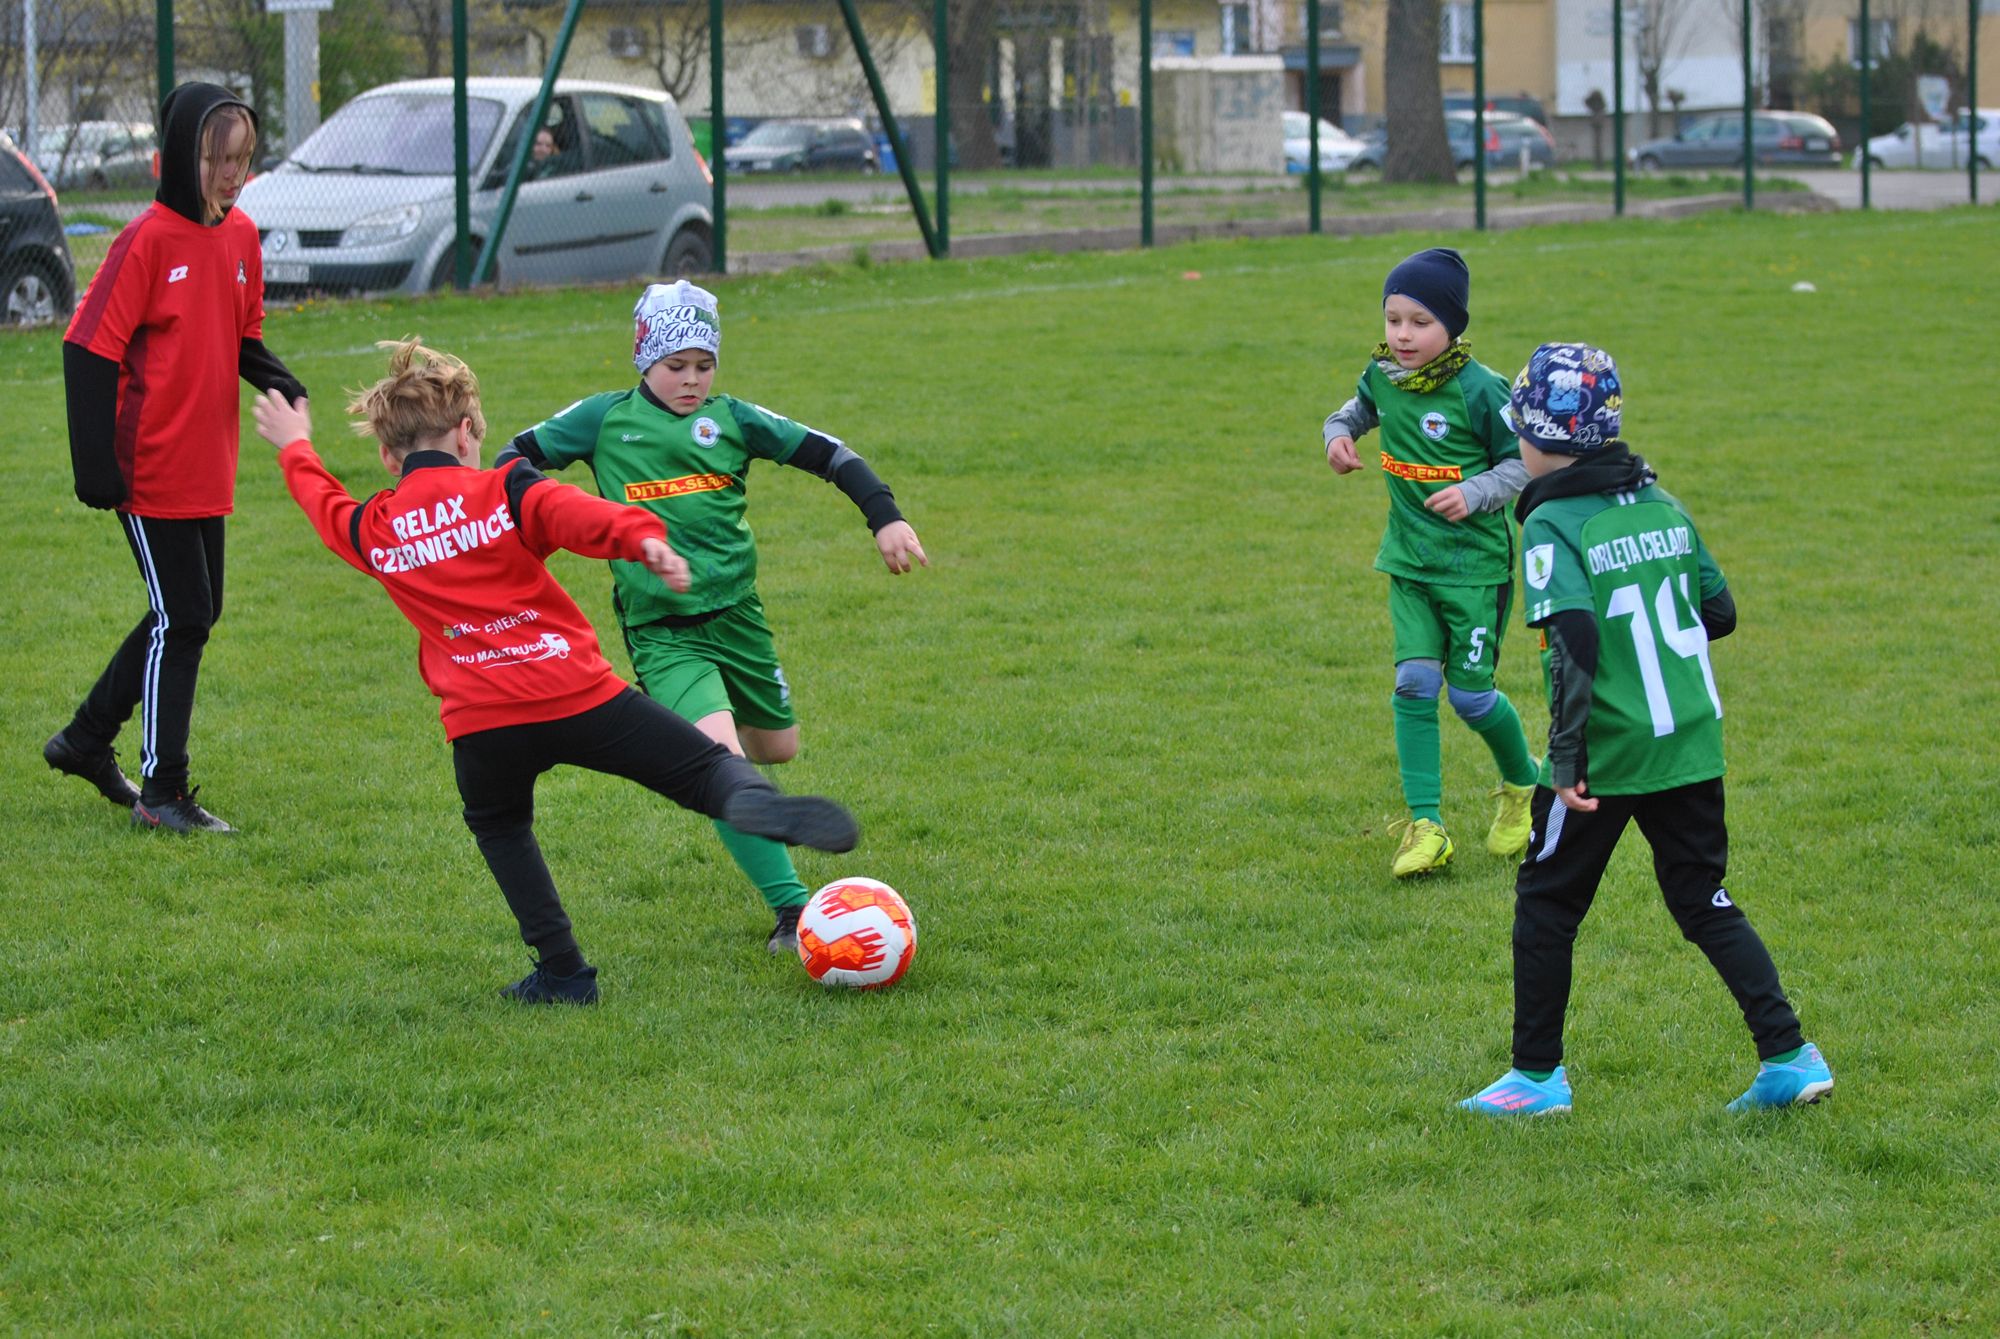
[
  {"xmin": 450, "ymin": 688, "xmax": 766, "ymax": 962},
  {"xmin": 70, "ymin": 514, "xmax": 225, "ymax": 796},
  {"xmin": 1510, "ymin": 777, "xmax": 1805, "ymax": 1070}
]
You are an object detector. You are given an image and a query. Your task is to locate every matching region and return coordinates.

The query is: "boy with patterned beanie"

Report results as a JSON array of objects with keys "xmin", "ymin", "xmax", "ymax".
[
  {"xmin": 498, "ymin": 281, "xmax": 926, "ymax": 956},
  {"xmin": 1323, "ymin": 247, "xmax": 1540, "ymax": 878},
  {"xmin": 1459, "ymin": 342, "xmax": 1832, "ymax": 1115}
]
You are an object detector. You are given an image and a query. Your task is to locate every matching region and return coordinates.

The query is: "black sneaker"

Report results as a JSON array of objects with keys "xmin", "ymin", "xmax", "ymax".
[
  {"xmin": 723, "ymin": 788, "xmax": 859, "ymax": 854},
  {"xmin": 44, "ymin": 730, "xmax": 140, "ymax": 807},
  {"xmin": 768, "ymin": 903, "xmax": 804, "ymax": 956},
  {"xmin": 131, "ymin": 788, "xmax": 236, "ymax": 834},
  {"xmin": 500, "ymin": 961, "xmax": 600, "ymax": 1005}
]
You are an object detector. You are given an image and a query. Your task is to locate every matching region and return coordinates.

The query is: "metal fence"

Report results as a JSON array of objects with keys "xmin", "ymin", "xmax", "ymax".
[{"xmin": 0, "ymin": 0, "xmax": 1987, "ymax": 313}]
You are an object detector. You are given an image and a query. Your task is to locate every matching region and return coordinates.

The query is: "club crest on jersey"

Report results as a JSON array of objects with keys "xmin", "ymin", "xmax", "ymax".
[
  {"xmin": 1420, "ymin": 411, "xmax": 1449, "ymax": 440},
  {"xmin": 1525, "ymin": 543, "xmax": 1555, "ymax": 590},
  {"xmin": 692, "ymin": 417, "xmax": 721, "ymax": 448}
]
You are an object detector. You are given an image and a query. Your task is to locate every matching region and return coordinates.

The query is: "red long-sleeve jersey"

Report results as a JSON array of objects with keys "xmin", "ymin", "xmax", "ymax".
[{"xmin": 278, "ymin": 441, "xmax": 665, "ymax": 739}]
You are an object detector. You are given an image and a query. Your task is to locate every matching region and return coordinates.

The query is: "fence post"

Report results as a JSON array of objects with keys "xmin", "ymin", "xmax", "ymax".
[
  {"xmin": 1140, "ymin": 0, "xmax": 1154, "ymax": 246},
  {"xmin": 935, "ymin": 0, "xmax": 949, "ymax": 255},
  {"xmin": 475, "ymin": 0, "xmax": 586, "ymax": 286},
  {"xmin": 1473, "ymin": 0, "xmax": 1487, "ymax": 230},
  {"xmin": 710, "ymin": 0, "xmax": 726, "ymax": 272},
  {"xmin": 1612, "ymin": 0, "xmax": 1625, "ymax": 215},
  {"xmin": 1971, "ymin": 0, "xmax": 1980, "ymax": 204},
  {"xmin": 835, "ymin": 0, "xmax": 937, "ymax": 257},
  {"xmin": 1741, "ymin": 0, "xmax": 1754, "ymax": 210},
  {"xmin": 157, "ymin": 0, "xmax": 174, "ymax": 108},
  {"xmin": 452, "ymin": 0, "xmax": 470, "ymax": 289},
  {"xmin": 1859, "ymin": 0, "xmax": 1872, "ymax": 209},
  {"xmin": 1307, "ymin": 0, "xmax": 1321, "ymax": 232}
]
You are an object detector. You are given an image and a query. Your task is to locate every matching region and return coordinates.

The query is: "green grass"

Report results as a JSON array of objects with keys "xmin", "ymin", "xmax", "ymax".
[{"xmin": 4, "ymin": 209, "xmax": 1997, "ymax": 1335}]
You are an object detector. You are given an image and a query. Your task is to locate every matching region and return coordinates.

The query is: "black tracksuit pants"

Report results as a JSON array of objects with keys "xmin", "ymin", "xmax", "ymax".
[
  {"xmin": 451, "ymin": 688, "xmax": 767, "ymax": 964},
  {"xmin": 1511, "ymin": 777, "xmax": 1805, "ymax": 1071},
  {"xmin": 70, "ymin": 514, "xmax": 225, "ymax": 798}
]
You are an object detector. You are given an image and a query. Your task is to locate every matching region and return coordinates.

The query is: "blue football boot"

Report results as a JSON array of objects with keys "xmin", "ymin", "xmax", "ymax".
[
  {"xmin": 1727, "ymin": 1042, "xmax": 1833, "ymax": 1112},
  {"xmin": 1459, "ymin": 1066, "xmax": 1572, "ymax": 1117}
]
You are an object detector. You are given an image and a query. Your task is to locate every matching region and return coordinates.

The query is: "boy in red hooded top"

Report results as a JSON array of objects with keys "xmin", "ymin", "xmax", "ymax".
[
  {"xmin": 47, "ymin": 82, "xmax": 307, "ymax": 833},
  {"xmin": 253, "ymin": 338, "xmax": 858, "ymax": 1005}
]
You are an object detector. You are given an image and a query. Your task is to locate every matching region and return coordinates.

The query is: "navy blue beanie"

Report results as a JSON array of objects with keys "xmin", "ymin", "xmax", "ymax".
[{"xmin": 1383, "ymin": 247, "xmax": 1470, "ymax": 339}]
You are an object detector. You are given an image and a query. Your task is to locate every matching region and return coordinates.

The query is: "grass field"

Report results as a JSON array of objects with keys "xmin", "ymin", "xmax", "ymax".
[{"xmin": 4, "ymin": 208, "xmax": 1996, "ymax": 1336}]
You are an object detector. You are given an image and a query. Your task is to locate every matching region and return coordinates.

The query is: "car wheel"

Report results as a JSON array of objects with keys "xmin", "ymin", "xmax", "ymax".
[
  {"xmin": 3, "ymin": 261, "xmax": 67, "ymax": 327},
  {"xmin": 1867, "ymin": 155, "xmax": 1887, "ymax": 169},
  {"xmin": 1637, "ymin": 154, "xmax": 1662, "ymax": 172},
  {"xmin": 660, "ymin": 227, "xmax": 713, "ymax": 278},
  {"xmin": 428, "ymin": 245, "xmax": 491, "ymax": 292}
]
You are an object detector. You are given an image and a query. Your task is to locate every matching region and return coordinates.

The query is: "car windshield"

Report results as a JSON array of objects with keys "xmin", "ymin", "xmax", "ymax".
[
  {"xmin": 291, "ymin": 93, "xmax": 505, "ymax": 174},
  {"xmin": 741, "ymin": 123, "xmax": 816, "ymax": 148}
]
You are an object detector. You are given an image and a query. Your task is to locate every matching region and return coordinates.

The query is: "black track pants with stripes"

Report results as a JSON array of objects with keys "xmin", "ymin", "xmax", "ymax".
[
  {"xmin": 1509, "ymin": 777, "xmax": 1806, "ymax": 1071},
  {"xmin": 68, "ymin": 514, "xmax": 224, "ymax": 797}
]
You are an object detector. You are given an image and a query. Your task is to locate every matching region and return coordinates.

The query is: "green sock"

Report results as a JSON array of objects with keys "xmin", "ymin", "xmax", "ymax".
[
  {"xmin": 712, "ymin": 819, "xmax": 811, "ymax": 911},
  {"xmin": 1392, "ymin": 693, "xmax": 1443, "ymax": 823},
  {"xmin": 1465, "ymin": 690, "xmax": 1539, "ymax": 787},
  {"xmin": 1517, "ymin": 1068, "xmax": 1556, "ymax": 1082},
  {"xmin": 1765, "ymin": 1046, "xmax": 1804, "ymax": 1065}
]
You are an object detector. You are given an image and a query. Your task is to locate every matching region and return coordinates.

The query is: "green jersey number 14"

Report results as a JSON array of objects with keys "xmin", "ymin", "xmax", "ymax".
[{"xmin": 1605, "ymin": 572, "xmax": 1721, "ymax": 738}]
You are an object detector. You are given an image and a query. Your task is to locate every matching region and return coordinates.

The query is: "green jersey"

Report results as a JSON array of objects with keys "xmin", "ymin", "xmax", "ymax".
[
  {"xmin": 1521, "ymin": 483, "xmax": 1728, "ymax": 794},
  {"xmin": 1359, "ymin": 356, "xmax": 1520, "ymax": 586},
  {"xmin": 527, "ymin": 388, "xmax": 809, "ymax": 624}
]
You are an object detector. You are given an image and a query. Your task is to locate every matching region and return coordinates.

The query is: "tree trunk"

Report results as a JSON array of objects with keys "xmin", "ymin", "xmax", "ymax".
[{"xmin": 1384, "ymin": 0, "xmax": 1455, "ymax": 184}]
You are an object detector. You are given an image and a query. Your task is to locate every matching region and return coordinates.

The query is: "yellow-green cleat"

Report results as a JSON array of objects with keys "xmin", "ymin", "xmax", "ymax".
[
  {"xmin": 1390, "ymin": 818, "xmax": 1454, "ymax": 878},
  {"xmin": 1487, "ymin": 771, "xmax": 1538, "ymax": 858}
]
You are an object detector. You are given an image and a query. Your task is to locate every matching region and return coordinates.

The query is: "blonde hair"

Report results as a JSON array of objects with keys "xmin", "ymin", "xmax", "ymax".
[
  {"xmin": 200, "ymin": 105, "xmax": 256, "ymax": 224},
  {"xmin": 347, "ymin": 337, "xmax": 487, "ymax": 456}
]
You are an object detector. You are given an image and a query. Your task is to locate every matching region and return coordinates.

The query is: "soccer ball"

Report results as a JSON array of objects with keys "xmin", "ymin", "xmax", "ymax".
[{"xmin": 797, "ymin": 877, "xmax": 916, "ymax": 990}]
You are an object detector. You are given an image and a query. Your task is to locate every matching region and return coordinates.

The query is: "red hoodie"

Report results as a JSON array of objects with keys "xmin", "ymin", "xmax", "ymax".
[{"xmin": 279, "ymin": 442, "xmax": 664, "ymax": 739}]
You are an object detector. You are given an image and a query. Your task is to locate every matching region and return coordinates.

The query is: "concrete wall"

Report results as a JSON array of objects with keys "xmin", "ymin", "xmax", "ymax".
[{"xmin": 1151, "ymin": 56, "xmax": 1286, "ymax": 172}]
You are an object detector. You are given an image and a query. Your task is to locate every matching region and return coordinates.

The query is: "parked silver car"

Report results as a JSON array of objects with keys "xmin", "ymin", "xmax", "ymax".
[
  {"xmin": 30, "ymin": 121, "xmax": 158, "ymax": 190},
  {"xmin": 238, "ymin": 78, "xmax": 713, "ymax": 296}
]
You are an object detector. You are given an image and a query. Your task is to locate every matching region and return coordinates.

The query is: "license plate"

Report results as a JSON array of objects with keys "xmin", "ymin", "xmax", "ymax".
[
  {"xmin": 1805, "ymin": 137, "xmax": 1829, "ymax": 150},
  {"xmin": 266, "ymin": 262, "xmax": 310, "ymax": 284}
]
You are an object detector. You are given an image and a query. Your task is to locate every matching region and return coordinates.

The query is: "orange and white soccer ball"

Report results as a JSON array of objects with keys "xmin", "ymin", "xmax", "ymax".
[{"xmin": 797, "ymin": 877, "xmax": 916, "ymax": 989}]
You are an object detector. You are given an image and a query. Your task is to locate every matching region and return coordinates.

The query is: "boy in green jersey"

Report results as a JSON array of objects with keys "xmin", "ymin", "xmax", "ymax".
[
  {"xmin": 497, "ymin": 281, "xmax": 927, "ymax": 956},
  {"xmin": 1323, "ymin": 248, "xmax": 1540, "ymax": 878},
  {"xmin": 1460, "ymin": 343, "xmax": 1832, "ymax": 1117}
]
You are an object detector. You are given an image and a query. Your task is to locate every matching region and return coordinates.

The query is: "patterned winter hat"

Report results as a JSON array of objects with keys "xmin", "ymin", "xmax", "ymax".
[
  {"xmin": 633, "ymin": 279, "xmax": 720, "ymax": 373},
  {"xmin": 1508, "ymin": 342, "xmax": 1623, "ymax": 453}
]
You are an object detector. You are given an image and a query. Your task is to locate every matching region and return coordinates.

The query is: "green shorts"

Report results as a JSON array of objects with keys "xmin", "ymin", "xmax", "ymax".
[
  {"xmin": 1387, "ymin": 576, "xmax": 1513, "ymax": 691},
  {"xmin": 622, "ymin": 594, "xmax": 796, "ymax": 731}
]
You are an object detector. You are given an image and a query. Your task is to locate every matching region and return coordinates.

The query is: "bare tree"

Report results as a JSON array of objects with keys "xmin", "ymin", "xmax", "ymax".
[
  {"xmin": 641, "ymin": 2, "xmax": 709, "ymax": 102},
  {"xmin": 1632, "ymin": 0, "xmax": 1697, "ymax": 136},
  {"xmin": 1383, "ymin": 0, "xmax": 1453, "ymax": 182}
]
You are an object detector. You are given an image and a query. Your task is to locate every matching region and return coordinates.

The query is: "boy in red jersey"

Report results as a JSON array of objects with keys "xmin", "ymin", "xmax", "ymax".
[
  {"xmin": 47, "ymin": 82, "xmax": 307, "ymax": 833},
  {"xmin": 252, "ymin": 339, "xmax": 858, "ymax": 1005}
]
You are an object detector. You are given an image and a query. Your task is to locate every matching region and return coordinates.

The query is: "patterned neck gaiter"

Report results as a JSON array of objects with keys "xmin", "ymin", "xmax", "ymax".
[{"xmin": 1372, "ymin": 337, "xmax": 1472, "ymax": 393}]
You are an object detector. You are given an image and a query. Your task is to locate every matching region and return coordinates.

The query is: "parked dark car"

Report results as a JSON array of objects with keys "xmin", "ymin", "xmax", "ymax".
[
  {"xmin": 723, "ymin": 118, "xmax": 879, "ymax": 173},
  {"xmin": 1347, "ymin": 111, "xmax": 1555, "ymax": 172},
  {"xmin": 0, "ymin": 130, "xmax": 77, "ymax": 328},
  {"xmin": 1444, "ymin": 93, "xmax": 1549, "ymax": 126},
  {"xmin": 1628, "ymin": 111, "xmax": 1842, "ymax": 170}
]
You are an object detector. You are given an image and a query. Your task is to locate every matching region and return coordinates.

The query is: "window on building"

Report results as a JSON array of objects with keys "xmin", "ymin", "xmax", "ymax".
[
  {"xmin": 1847, "ymin": 17, "xmax": 1895, "ymax": 65},
  {"xmin": 1220, "ymin": 3, "xmax": 1251, "ymax": 54},
  {"xmin": 796, "ymin": 24, "xmax": 834, "ymax": 60},
  {"xmin": 1154, "ymin": 29, "xmax": 1197, "ymax": 58},
  {"xmin": 1310, "ymin": 3, "xmax": 1344, "ymax": 38},
  {"xmin": 606, "ymin": 26, "xmax": 644, "ymax": 60},
  {"xmin": 1439, "ymin": 2, "xmax": 1475, "ymax": 63}
]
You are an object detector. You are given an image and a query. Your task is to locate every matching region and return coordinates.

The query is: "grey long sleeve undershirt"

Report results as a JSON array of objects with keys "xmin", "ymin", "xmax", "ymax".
[{"xmin": 1321, "ymin": 395, "xmax": 1527, "ymax": 514}]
